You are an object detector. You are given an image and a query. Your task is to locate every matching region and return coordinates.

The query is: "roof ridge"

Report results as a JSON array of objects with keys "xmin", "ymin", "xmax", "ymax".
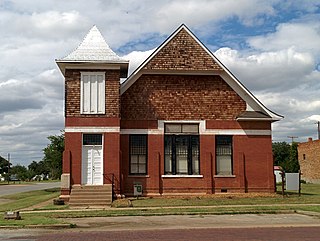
[{"xmin": 120, "ymin": 24, "xmax": 283, "ymax": 121}]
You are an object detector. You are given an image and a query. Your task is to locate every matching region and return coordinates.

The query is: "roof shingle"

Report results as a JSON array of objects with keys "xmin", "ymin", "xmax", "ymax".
[{"xmin": 59, "ymin": 25, "xmax": 126, "ymax": 62}]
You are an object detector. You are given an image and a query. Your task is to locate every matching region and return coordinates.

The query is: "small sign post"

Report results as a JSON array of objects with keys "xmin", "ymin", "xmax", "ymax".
[{"xmin": 285, "ymin": 171, "xmax": 301, "ymax": 196}]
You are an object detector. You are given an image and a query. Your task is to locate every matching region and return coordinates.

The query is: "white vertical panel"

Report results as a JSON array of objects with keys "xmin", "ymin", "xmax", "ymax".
[
  {"xmin": 82, "ymin": 75, "xmax": 91, "ymax": 114},
  {"xmin": 82, "ymin": 146, "xmax": 93, "ymax": 185},
  {"xmin": 81, "ymin": 72, "xmax": 105, "ymax": 114},
  {"xmin": 97, "ymin": 74, "xmax": 105, "ymax": 114},
  {"xmin": 92, "ymin": 147, "xmax": 103, "ymax": 185},
  {"xmin": 90, "ymin": 75, "xmax": 97, "ymax": 113}
]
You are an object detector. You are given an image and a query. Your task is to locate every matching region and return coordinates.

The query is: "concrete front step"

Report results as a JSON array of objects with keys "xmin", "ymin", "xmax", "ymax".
[{"xmin": 69, "ymin": 184, "xmax": 113, "ymax": 208}]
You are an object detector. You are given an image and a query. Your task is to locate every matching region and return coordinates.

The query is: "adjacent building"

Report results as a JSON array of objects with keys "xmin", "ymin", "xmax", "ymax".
[
  {"xmin": 56, "ymin": 24, "xmax": 282, "ymax": 203},
  {"xmin": 298, "ymin": 138, "xmax": 320, "ymax": 184}
]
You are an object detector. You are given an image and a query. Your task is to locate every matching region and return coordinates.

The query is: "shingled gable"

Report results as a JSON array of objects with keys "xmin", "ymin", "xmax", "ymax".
[
  {"xmin": 56, "ymin": 25, "xmax": 128, "ymax": 77},
  {"xmin": 121, "ymin": 24, "xmax": 283, "ymax": 122}
]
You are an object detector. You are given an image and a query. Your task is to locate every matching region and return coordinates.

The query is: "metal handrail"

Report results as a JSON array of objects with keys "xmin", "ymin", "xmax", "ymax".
[{"xmin": 103, "ymin": 173, "xmax": 116, "ymax": 201}]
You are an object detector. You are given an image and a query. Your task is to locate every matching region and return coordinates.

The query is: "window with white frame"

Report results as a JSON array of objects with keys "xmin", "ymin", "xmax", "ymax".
[
  {"xmin": 216, "ymin": 135, "xmax": 233, "ymax": 175},
  {"xmin": 81, "ymin": 72, "xmax": 105, "ymax": 114}
]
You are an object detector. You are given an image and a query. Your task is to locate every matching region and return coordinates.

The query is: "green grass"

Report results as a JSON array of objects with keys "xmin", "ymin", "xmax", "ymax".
[
  {"xmin": 0, "ymin": 179, "xmax": 60, "ymax": 185},
  {"xmin": 112, "ymin": 183, "xmax": 320, "ymax": 208},
  {"xmin": 0, "ymin": 188, "xmax": 60, "ymax": 212},
  {"xmin": 1, "ymin": 213, "xmax": 68, "ymax": 227},
  {"xmin": 0, "ymin": 184, "xmax": 319, "ymax": 228}
]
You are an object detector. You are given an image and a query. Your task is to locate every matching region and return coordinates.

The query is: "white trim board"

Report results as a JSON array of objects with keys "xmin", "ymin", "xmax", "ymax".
[
  {"xmin": 120, "ymin": 128, "xmax": 271, "ymax": 136},
  {"xmin": 65, "ymin": 127, "xmax": 120, "ymax": 133}
]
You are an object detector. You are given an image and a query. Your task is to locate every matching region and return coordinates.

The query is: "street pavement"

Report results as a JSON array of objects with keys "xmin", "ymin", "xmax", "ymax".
[
  {"xmin": 27, "ymin": 227, "xmax": 320, "ymax": 241},
  {"xmin": 0, "ymin": 182, "xmax": 60, "ymax": 197},
  {"xmin": 1, "ymin": 213, "xmax": 320, "ymax": 240}
]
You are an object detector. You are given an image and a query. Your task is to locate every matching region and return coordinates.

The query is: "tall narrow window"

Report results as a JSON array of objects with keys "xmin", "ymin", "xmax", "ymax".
[
  {"xmin": 81, "ymin": 72, "xmax": 105, "ymax": 114},
  {"xmin": 130, "ymin": 135, "xmax": 147, "ymax": 175},
  {"xmin": 216, "ymin": 136, "xmax": 233, "ymax": 175}
]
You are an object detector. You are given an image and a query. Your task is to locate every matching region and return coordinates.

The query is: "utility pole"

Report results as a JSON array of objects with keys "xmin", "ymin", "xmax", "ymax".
[
  {"xmin": 315, "ymin": 121, "xmax": 320, "ymax": 140},
  {"xmin": 287, "ymin": 136, "xmax": 298, "ymax": 173},
  {"xmin": 7, "ymin": 153, "xmax": 10, "ymax": 184},
  {"xmin": 287, "ymin": 136, "xmax": 298, "ymax": 145}
]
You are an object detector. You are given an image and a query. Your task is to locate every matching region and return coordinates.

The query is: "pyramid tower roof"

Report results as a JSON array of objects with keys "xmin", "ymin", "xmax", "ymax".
[{"xmin": 56, "ymin": 25, "xmax": 128, "ymax": 77}]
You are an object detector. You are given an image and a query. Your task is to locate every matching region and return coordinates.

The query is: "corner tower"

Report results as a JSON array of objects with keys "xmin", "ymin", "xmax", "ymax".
[{"xmin": 56, "ymin": 26, "xmax": 128, "ymax": 201}]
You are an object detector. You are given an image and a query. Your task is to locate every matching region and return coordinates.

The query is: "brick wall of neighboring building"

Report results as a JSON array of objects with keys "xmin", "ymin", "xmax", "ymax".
[
  {"xmin": 121, "ymin": 75, "xmax": 246, "ymax": 120},
  {"xmin": 65, "ymin": 69, "xmax": 120, "ymax": 118},
  {"xmin": 144, "ymin": 28, "xmax": 222, "ymax": 71},
  {"xmin": 298, "ymin": 138, "xmax": 320, "ymax": 183}
]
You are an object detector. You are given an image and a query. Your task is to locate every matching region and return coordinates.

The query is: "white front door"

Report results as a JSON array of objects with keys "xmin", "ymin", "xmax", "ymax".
[{"xmin": 82, "ymin": 146, "xmax": 103, "ymax": 185}]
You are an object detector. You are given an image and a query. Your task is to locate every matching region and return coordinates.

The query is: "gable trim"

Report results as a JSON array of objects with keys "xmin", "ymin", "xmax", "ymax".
[{"xmin": 120, "ymin": 24, "xmax": 283, "ymax": 122}]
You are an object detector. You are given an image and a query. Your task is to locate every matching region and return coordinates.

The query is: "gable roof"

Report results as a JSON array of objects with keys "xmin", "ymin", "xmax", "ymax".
[
  {"xmin": 120, "ymin": 24, "xmax": 283, "ymax": 121},
  {"xmin": 56, "ymin": 25, "xmax": 128, "ymax": 77}
]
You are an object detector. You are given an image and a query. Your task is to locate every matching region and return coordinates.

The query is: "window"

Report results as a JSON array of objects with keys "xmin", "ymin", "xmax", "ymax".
[
  {"xmin": 130, "ymin": 135, "xmax": 147, "ymax": 175},
  {"xmin": 81, "ymin": 72, "xmax": 105, "ymax": 114},
  {"xmin": 164, "ymin": 124, "xmax": 199, "ymax": 175},
  {"xmin": 216, "ymin": 136, "xmax": 233, "ymax": 175},
  {"xmin": 83, "ymin": 134, "xmax": 102, "ymax": 145}
]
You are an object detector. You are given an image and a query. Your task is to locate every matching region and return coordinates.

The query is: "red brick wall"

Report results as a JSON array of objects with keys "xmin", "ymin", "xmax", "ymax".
[
  {"xmin": 233, "ymin": 135, "xmax": 274, "ymax": 192},
  {"xmin": 121, "ymin": 134, "xmax": 164, "ymax": 195},
  {"xmin": 298, "ymin": 139, "xmax": 320, "ymax": 183},
  {"xmin": 63, "ymin": 132, "xmax": 121, "ymax": 188},
  {"xmin": 144, "ymin": 28, "xmax": 222, "ymax": 71},
  {"xmin": 120, "ymin": 133, "xmax": 274, "ymax": 195},
  {"xmin": 64, "ymin": 132, "xmax": 82, "ymax": 185},
  {"xmin": 65, "ymin": 69, "xmax": 120, "ymax": 118},
  {"xmin": 121, "ymin": 75, "xmax": 246, "ymax": 120},
  {"xmin": 104, "ymin": 133, "xmax": 121, "ymax": 192}
]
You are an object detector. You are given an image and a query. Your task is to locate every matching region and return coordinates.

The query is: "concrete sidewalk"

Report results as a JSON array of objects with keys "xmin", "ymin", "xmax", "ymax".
[{"xmin": 36, "ymin": 213, "xmax": 320, "ymax": 231}]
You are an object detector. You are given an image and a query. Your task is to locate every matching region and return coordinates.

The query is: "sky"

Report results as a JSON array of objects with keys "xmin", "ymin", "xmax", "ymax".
[{"xmin": 0, "ymin": 0, "xmax": 320, "ymax": 167}]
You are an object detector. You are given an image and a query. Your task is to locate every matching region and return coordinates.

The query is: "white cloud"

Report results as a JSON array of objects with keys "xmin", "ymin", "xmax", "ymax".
[
  {"xmin": 248, "ymin": 21, "xmax": 320, "ymax": 56},
  {"xmin": 155, "ymin": 0, "xmax": 278, "ymax": 32},
  {"xmin": 214, "ymin": 47, "xmax": 314, "ymax": 91},
  {"xmin": 122, "ymin": 49, "xmax": 155, "ymax": 75}
]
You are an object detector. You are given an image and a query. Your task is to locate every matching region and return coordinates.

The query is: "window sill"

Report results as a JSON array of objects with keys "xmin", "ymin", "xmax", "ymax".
[
  {"xmin": 214, "ymin": 175, "xmax": 236, "ymax": 178},
  {"xmin": 161, "ymin": 175, "xmax": 203, "ymax": 178},
  {"xmin": 128, "ymin": 175, "xmax": 150, "ymax": 178}
]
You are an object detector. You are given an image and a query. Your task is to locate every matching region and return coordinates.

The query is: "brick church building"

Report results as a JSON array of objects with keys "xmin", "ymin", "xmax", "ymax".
[{"xmin": 56, "ymin": 24, "xmax": 282, "ymax": 205}]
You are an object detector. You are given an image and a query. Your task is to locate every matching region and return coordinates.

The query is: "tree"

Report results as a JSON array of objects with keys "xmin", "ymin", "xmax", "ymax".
[
  {"xmin": 10, "ymin": 164, "xmax": 28, "ymax": 181},
  {"xmin": 28, "ymin": 160, "xmax": 49, "ymax": 176},
  {"xmin": 272, "ymin": 141, "xmax": 300, "ymax": 173},
  {"xmin": 0, "ymin": 156, "xmax": 12, "ymax": 174},
  {"xmin": 43, "ymin": 132, "xmax": 64, "ymax": 179}
]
